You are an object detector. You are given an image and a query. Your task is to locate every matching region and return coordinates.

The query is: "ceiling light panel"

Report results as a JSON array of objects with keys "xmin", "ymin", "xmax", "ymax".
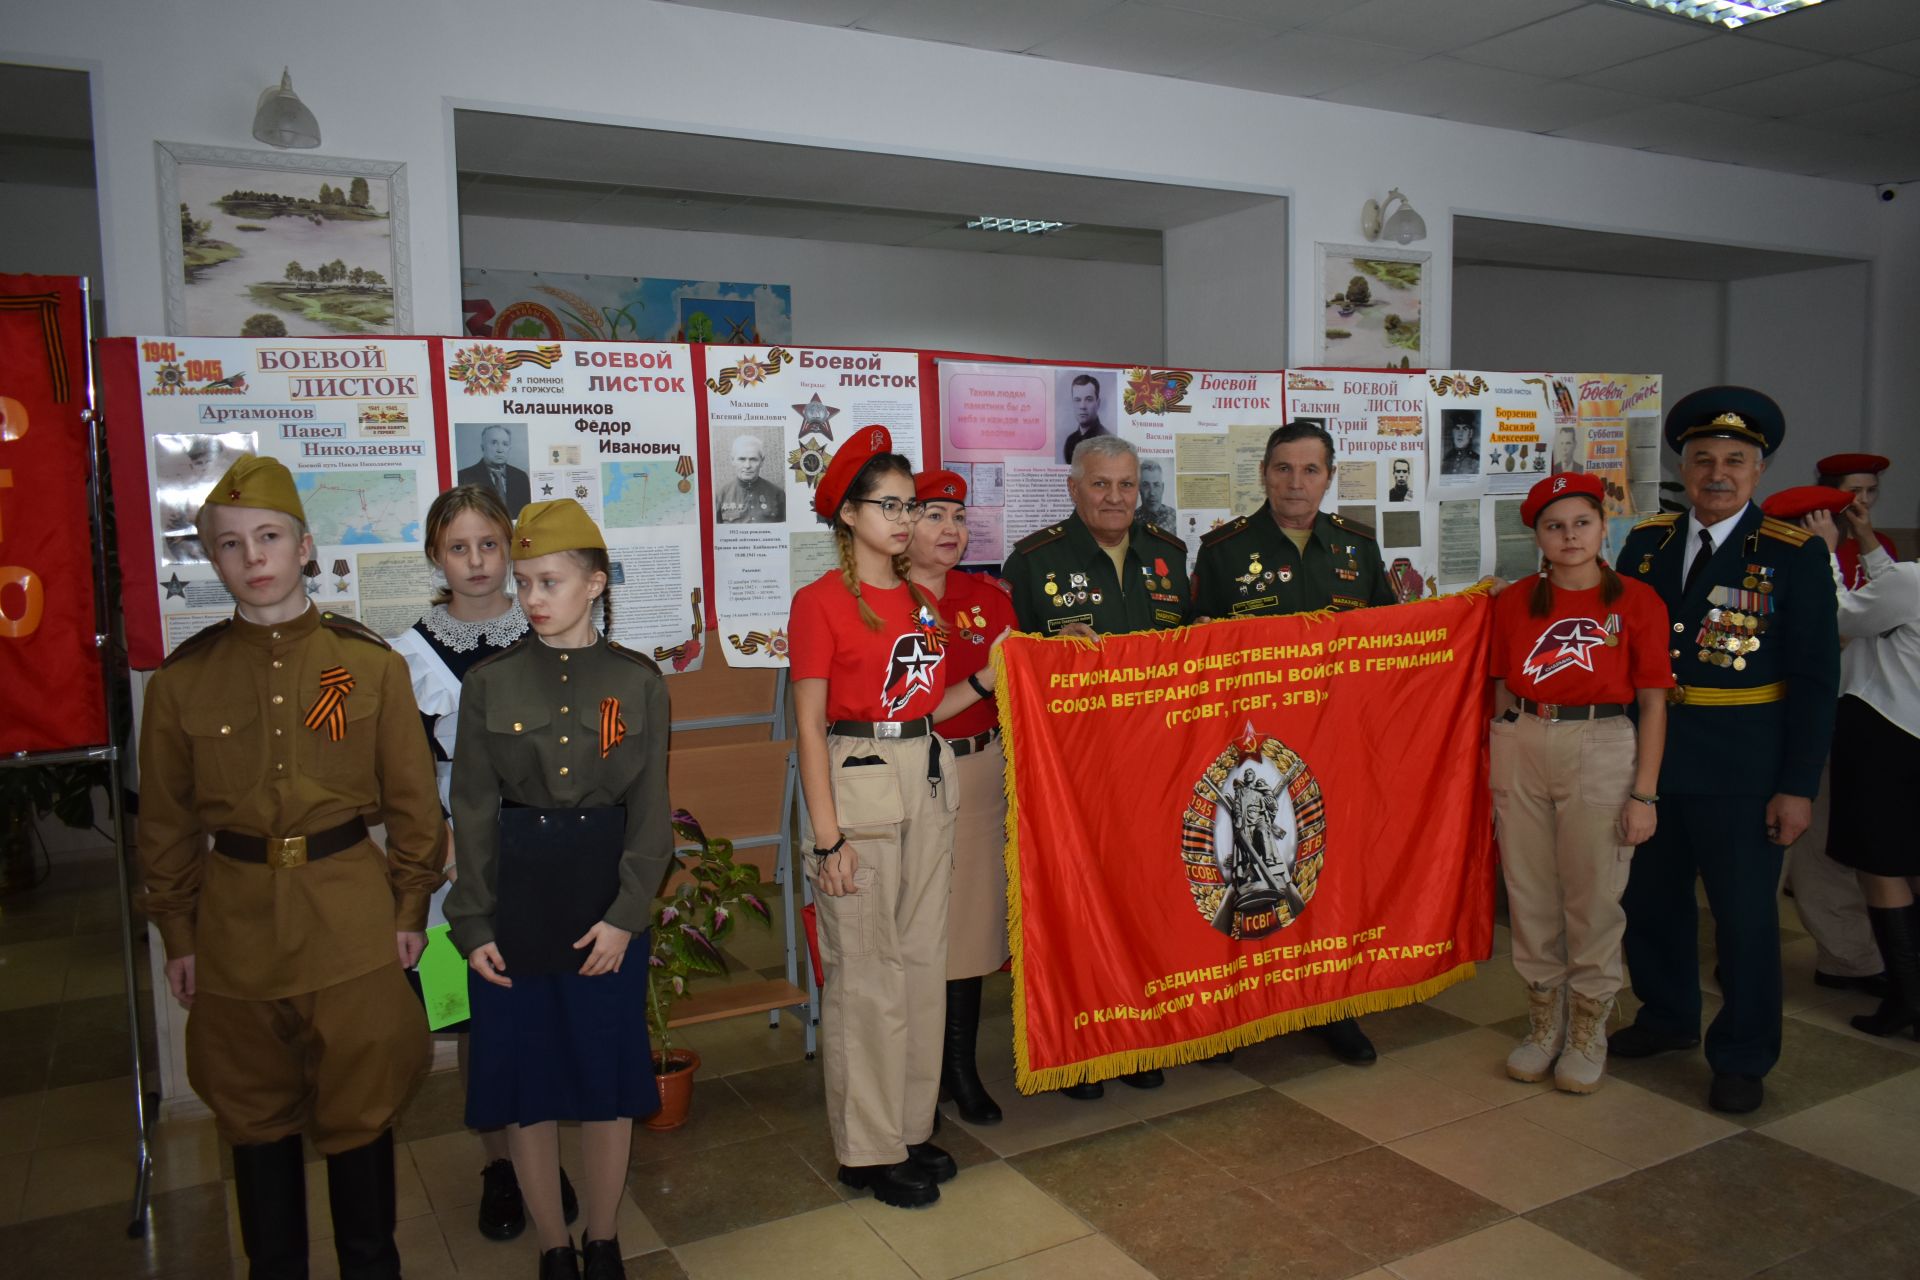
[{"xmin": 1608, "ymin": 0, "xmax": 1825, "ymax": 29}]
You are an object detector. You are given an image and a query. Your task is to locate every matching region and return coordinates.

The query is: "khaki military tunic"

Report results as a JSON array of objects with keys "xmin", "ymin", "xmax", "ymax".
[
  {"xmin": 137, "ymin": 604, "xmax": 446, "ymax": 997},
  {"xmin": 444, "ymin": 634, "xmax": 673, "ymax": 954},
  {"xmin": 136, "ymin": 603, "xmax": 445, "ymax": 1150}
]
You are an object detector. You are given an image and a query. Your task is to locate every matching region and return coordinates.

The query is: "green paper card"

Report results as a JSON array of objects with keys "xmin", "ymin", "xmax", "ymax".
[{"xmin": 417, "ymin": 924, "xmax": 470, "ymax": 1031}]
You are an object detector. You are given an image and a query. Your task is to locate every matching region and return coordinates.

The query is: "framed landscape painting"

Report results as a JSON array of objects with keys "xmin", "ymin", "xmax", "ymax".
[
  {"xmin": 1315, "ymin": 243, "xmax": 1428, "ymax": 370},
  {"xmin": 157, "ymin": 141, "xmax": 411, "ymax": 337}
]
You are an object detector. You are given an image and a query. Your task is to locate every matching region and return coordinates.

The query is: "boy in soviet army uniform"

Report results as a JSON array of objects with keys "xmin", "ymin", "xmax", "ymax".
[{"xmin": 138, "ymin": 456, "xmax": 444, "ymax": 1280}]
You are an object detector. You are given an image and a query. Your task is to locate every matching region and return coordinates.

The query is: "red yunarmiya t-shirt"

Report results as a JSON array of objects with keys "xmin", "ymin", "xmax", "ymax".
[
  {"xmin": 1489, "ymin": 576, "xmax": 1675, "ymax": 705},
  {"xmin": 789, "ymin": 572, "xmax": 949, "ymax": 723},
  {"xmin": 931, "ymin": 570, "xmax": 1017, "ymax": 739}
]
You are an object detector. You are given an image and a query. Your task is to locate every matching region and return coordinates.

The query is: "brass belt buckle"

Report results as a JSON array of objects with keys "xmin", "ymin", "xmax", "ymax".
[
  {"xmin": 268, "ymin": 835, "xmax": 308, "ymax": 869},
  {"xmin": 1666, "ymin": 686, "xmax": 1687, "ymax": 706}
]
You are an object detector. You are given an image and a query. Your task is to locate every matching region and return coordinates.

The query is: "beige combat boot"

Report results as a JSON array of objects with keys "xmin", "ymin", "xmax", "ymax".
[
  {"xmin": 1507, "ymin": 985, "xmax": 1566, "ymax": 1082},
  {"xmin": 1555, "ymin": 993, "xmax": 1612, "ymax": 1094}
]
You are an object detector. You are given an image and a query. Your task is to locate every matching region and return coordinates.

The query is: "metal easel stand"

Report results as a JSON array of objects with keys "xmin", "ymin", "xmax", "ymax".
[
  {"xmin": 672, "ymin": 669, "xmax": 816, "ymax": 1057},
  {"xmin": 2, "ymin": 278, "xmax": 154, "ymax": 1236}
]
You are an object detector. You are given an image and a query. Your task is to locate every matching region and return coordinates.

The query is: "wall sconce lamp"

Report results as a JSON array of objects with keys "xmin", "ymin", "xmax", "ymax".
[
  {"xmin": 1361, "ymin": 188, "xmax": 1427, "ymax": 244},
  {"xmin": 252, "ymin": 68, "xmax": 321, "ymax": 149}
]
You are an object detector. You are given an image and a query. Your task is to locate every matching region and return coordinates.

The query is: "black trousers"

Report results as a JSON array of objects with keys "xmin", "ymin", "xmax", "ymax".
[{"xmin": 1622, "ymin": 793, "xmax": 1784, "ymax": 1077}]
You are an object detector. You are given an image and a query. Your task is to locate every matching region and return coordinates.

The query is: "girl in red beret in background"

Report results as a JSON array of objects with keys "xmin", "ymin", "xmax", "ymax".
[
  {"xmin": 1816, "ymin": 454, "xmax": 1897, "ymax": 590},
  {"xmin": 789, "ymin": 427, "xmax": 1006, "ymax": 1209},
  {"xmin": 1487, "ymin": 473, "xmax": 1674, "ymax": 1093}
]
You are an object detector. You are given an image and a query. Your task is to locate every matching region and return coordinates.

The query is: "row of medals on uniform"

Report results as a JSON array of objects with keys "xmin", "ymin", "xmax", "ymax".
[
  {"xmin": 1042, "ymin": 565, "xmax": 1177, "ymax": 608},
  {"xmin": 1692, "ymin": 560, "xmax": 1776, "ymax": 672}
]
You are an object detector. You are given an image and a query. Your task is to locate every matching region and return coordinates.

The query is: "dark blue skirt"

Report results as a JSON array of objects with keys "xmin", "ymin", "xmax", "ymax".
[{"xmin": 464, "ymin": 931, "xmax": 661, "ymax": 1129}]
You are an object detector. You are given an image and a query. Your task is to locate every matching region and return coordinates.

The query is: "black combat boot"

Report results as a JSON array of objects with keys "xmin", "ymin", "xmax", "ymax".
[
  {"xmin": 325, "ymin": 1129, "xmax": 401, "ymax": 1279},
  {"xmin": 232, "ymin": 1133, "xmax": 309, "ymax": 1280}
]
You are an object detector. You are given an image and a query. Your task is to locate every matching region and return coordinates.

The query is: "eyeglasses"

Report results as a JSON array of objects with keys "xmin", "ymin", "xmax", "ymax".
[{"xmin": 847, "ymin": 497, "xmax": 923, "ymax": 522}]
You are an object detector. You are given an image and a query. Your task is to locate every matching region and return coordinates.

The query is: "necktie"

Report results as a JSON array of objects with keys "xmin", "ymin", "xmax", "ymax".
[
  {"xmin": 1683, "ymin": 529, "xmax": 1714, "ymax": 596},
  {"xmin": 488, "ymin": 465, "xmax": 506, "ymax": 501}
]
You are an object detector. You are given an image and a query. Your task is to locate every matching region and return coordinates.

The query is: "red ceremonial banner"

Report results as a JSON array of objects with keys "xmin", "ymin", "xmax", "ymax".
[
  {"xmin": 0, "ymin": 275, "xmax": 106, "ymax": 754},
  {"xmin": 997, "ymin": 593, "xmax": 1496, "ymax": 1091}
]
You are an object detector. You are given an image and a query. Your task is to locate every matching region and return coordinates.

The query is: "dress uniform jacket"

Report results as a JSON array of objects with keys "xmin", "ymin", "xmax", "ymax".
[
  {"xmin": 444, "ymin": 634, "xmax": 673, "ymax": 956},
  {"xmin": 1192, "ymin": 507, "xmax": 1395, "ymax": 620},
  {"xmin": 1619, "ymin": 504, "xmax": 1838, "ymax": 798},
  {"xmin": 1001, "ymin": 512, "xmax": 1189, "ymax": 634},
  {"xmin": 137, "ymin": 605, "xmax": 445, "ymax": 1000},
  {"xmin": 715, "ymin": 476, "xmax": 786, "ymax": 524}
]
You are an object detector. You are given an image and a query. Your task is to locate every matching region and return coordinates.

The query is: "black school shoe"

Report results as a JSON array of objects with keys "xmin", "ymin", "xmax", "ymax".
[
  {"xmin": 1060, "ymin": 1081, "xmax": 1104, "ymax": 1100},
  {"xmin": 581, "ymin": 1236, "xmax": 625, "ymax": 1279},
  {"xmin": 1815, "ymin": 970, "xmax": 1889, "ymax": 998},
  {"xmin": 478, "ymin": 1160, "xmax": 582, "ymax": 1241},
  {"xmin": 1710, "ymin": 1073, "xmax": 1765, "ymax": 1114},
  {"xmin": 1119, "ymin": 1069, "xmax": 1165, "ymax": 1088},
  {"xmin": 1314, "ymin": 1018, "xmax": 1378, "ymax": 1064},
  {"xmin": 539, "ymin": 1243, "xmax": 581, "ymax": 1280},
  {"xmin": 838, "ymin": 1160, "xmax": 939, "ymax": 1208}
]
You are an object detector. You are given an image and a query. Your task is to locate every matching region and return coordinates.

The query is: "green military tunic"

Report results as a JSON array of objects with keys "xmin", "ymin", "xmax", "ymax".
[
  {"xmin": 1192, "ymin": 506, "xmax": 1395, "ymax": 620},
  {"xmin": 1001, "ymin": 512, "xmax": 1189, "ymax": 635},
  {"xmin": 444, "ymin": 633, "xmax": 673, "ymax": 955},
  {"xmin": 137, "ymin": 603, "xmax": 445, "ymax": 999}
]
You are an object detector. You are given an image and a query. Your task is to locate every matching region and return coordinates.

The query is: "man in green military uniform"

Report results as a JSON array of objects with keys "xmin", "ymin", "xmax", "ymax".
[
  {"xmin": 1003, "ymin": 433, "xmax": 1185, "ymax": 1099},
  {"xmin": 1193, "ymin": 421, "xmax": 1394, "ymax": 621},
  {"xmin": 1190, "ymin": 419, "xmax": 1396, "ymax": 1065},
  {"xmin": 1003, "ymin": 434, "xmax": 1190, "ymax": 640},
  {"xmin": 1612, "ymin": 386, "xmax": 1839, "ymax": 1114},
  {"xmin": 138, "ymin": 456, "xmax": 445, "ymax": 1279}
]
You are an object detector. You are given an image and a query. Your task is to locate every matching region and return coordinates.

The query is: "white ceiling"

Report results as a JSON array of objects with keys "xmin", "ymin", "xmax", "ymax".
[
  {"xmin": 454, "ymin": 111, "xmax": 1288, "ymax": 263},
  {"xmin": 665, "ymin": 0, "xmax": 1920, "ymax": 185},
  {"xmin": 1454, "ymin": 214, "xmax": 1859, "ymax": 279}
]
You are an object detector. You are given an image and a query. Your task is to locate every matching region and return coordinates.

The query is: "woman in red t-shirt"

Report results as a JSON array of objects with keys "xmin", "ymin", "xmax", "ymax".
[
  {"xmin": 789, "ymin": 427, "xmax": 1005, "ymax": 1210},
  {"xmin": 905, "ymin": 469, "xmax": 1019, "ymax": 1127},
  {"xmin": 1488, "ymin": 472, "xmax": 1673, "ymax": 1094}
]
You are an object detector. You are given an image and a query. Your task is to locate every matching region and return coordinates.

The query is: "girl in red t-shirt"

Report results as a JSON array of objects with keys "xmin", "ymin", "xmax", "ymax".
[
  {"xmin": 905, "ymin": 468, "xmax": 1019, "ymax": 1128},
  {"xmin": 789, "ymin": 427, "xmax": 1005, "ymax": 1210},
  {"xmin": 1488, "ymin": 473, "xmax": 1673, "ymax": 1094}
]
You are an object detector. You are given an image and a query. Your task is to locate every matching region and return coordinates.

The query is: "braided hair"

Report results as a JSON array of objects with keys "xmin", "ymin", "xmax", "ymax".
[
  {"xmin": 568, "ymin": 547, "xmax": 615, "ymax": 635},
  {"xmin": 834, "ymin": 453, "xmax": 941, "ymax": 631}
]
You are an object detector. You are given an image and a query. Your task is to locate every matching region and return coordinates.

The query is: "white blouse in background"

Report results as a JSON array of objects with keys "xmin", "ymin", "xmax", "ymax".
[{"xmin": 1836, "ymin": 544, "xmax": 1920, "ymax": 740}]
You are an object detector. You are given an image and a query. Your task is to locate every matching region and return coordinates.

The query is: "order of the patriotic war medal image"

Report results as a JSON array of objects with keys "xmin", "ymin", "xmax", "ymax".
[{"xmin": 1181, "ymin": 726, "xmax": 1326, "ymax": 940}]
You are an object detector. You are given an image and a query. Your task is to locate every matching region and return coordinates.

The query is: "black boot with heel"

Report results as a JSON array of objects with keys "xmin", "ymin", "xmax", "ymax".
[
  {"xmin": 940, "ymin": 976, "xmax": 1003, "ymax": 1124},
  {"xmin": 1851, "ymin": 904, "xmax": 1920, "ymax": 1040}
]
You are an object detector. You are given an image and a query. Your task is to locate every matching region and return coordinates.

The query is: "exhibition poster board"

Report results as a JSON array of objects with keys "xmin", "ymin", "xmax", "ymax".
[
  {"xmin": 704, "ymin": 345, "xmax": 925, "ymax": 668},
  {"xmin": 101, "ymin": 336, "xmax": 445, "ymax": 669},
  {"xmin": 435, "ymin": 339, "xmax": 707, "ymax": 671}
]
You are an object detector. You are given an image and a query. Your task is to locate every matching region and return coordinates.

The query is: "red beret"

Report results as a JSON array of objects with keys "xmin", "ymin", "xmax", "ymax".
[
  {"xmin": 915, "ymin": 469, "xmax": 967, "ymax": 505},
  {"xmin": 813, "ymin": 424, "xmax": 894, "ymax": 520},
  {"xmin": 1761, "ymin": 486, "xmax": 1855, "ymax": 520},
  {"xmin": 1815, "ymin": 453, "xmax": 1888, "ymax": 479},
  {"xmin": 1521, "ymin": 471, "xmax": 1606, "ymax": 528}
]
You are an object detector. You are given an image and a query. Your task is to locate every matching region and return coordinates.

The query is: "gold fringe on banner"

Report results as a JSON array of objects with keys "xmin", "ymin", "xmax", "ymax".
[{"xmin": 994, "ymin": 586, "xmax": 1495, "ymax": 1095}]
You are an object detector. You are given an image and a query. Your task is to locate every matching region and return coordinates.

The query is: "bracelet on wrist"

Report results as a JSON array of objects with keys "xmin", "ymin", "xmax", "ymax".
[
  {"xmin": 1630, "ymin": 791, "xmax": 1659, "ymax": 806},
  {"xmin": 811, "ymin": 835, "xmax": 847, "ymax": 859},
  {"xmin": 967, "ymin": 673, "xmax": 990, "ymax": 700}
]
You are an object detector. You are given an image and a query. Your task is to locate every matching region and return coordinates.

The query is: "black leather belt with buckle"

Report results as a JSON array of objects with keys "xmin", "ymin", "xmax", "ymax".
[
  {"xmin": 1516, "ymin": 698, "xmax": 1629, "ymax": 722},
  {"xmin": 214, "ymin": 816, "xmax": 369, "ymax": 869},
  {"xmin": 947, "ymin": 729, "xmax": 999, "ymax": 758},
  {"xmin": 829, "ymin": 717, "xmax": 932, "ymax": 740}
]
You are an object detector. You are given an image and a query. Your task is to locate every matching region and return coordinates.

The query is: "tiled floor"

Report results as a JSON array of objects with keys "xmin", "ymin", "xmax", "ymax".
[{"xmin": 4, "ymin": 859, "xmax": 1918, "ymax": 1278}]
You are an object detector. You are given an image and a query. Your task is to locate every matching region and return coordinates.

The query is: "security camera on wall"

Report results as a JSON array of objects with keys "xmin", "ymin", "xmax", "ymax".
[{"xmin": 1879, "ymin": 186, "xmax": 1898, "ymax": 202}]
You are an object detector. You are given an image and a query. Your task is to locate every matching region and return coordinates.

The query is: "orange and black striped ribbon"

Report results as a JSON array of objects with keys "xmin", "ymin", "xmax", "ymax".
[
  {"xmin": 599, "ymin": 696, "xmax": 626, "ymax": 758},
  {"xmin": 303, "ymin": 667, "xmax": 355, "ymax": 741},
  {"xmin": 0, "ymin": 293, "xmax": 69, "ymax": 402}
]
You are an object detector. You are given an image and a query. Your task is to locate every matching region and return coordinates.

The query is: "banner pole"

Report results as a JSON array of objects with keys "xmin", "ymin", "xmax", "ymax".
[{"xmin": 79, "ymin": 276, "xmax": 155, "ymax": 1237}]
